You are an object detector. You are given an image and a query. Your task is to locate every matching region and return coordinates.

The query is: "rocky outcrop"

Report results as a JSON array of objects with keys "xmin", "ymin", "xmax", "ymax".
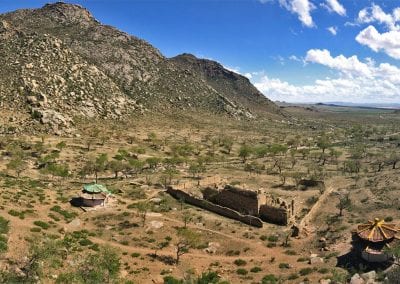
[{"xmin": 0, "ymin": 30, "xmax": 138, "ymax": 133}]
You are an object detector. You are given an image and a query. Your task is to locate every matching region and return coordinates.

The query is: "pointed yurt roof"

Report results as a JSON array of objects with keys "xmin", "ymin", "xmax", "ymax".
[{"xmin": 357, "ymin": 218, "xmax": 398, "ymax": 243}]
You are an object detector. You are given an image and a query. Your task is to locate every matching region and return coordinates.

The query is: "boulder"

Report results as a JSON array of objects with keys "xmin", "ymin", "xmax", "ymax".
[
  {"xmin": 361, "ymin": 271, "xmax": 376, "ymax": 283},
  {"xmin": 350, "ymin": 274, "xmax": 365, "ymax": 284},
  {"xmin": 309, "ymin": 256, "xmax": 324, "ymax": 265}
]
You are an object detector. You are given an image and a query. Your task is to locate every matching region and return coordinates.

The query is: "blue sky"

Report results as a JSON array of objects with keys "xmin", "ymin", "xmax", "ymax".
[{"xmin": 1, "ymin": 0, "xmax": 400, "ymax": 103}]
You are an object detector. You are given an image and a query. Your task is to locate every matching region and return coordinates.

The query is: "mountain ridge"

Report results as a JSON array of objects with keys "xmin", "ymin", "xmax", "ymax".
[{"xmin": 0, "ymin": 2, "xmax": 282, "ymax": 134}]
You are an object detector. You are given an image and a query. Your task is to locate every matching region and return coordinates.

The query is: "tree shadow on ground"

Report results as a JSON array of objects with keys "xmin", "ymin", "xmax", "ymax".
[{"xmin": 147, "ymin": 253, "xmax": 175, "ymax": 265}]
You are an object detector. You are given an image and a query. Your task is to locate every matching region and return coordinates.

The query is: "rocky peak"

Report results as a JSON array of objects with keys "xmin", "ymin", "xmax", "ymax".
[{"xmin": 41, "ymin": 2, "xmax": 96, "ymax": 26}]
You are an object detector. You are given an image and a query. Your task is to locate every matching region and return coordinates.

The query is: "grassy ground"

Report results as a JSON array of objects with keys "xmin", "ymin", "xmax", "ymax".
[{"xmin": 0, "ymin": 107, "xmax": 399, "ymax": 283}]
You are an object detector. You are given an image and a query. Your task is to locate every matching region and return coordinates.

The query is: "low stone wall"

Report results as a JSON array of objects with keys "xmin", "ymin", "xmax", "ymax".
[
  {"xmin": 259, "ymin": 204, "xmax": 289, "ymax": 225},
  {"xmin": 167, "ymin": 187, "xmax": 263, "ymax": 228}
]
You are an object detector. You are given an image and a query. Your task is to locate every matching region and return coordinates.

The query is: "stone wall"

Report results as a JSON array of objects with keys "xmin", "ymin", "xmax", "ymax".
[
  {"xmin": 259, "ymin": 204, "xmax": 289, "ymax": 225},
  {"xmin": 167, "ymin": 187, "xmax": 263, "ymax": 228},
  {"xmin": 203, "ymin": 185, "xmax": 261, "ymax": 216}
]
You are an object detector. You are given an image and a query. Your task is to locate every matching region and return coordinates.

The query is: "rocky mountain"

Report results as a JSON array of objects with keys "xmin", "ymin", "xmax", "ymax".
[
  {"xmin": 0, "ymin": 2, "xmax": 281, "ymax": 134},
  {"xmin": 170, "ymin": 53, "xmax": 281, "ymax": 115}
]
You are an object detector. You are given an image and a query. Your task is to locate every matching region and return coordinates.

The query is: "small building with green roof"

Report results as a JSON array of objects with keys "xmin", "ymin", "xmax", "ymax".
[{"xmin": 80, "ymin": 183, "xmax": 111, "ymax": 207}]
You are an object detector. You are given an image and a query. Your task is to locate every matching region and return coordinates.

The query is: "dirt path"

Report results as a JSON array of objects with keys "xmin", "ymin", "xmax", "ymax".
[{"xmin": 299, "ymin": 184, "xmax": 335, "ymax": 232}]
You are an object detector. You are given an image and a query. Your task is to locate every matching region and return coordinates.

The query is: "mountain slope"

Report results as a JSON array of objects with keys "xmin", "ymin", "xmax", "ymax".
[
  {"xmin": 170, "ymin": 53, "xmax": 281, "ymax": 115},
  {"xmin": 0, "ymin": 2, "xmax": 282, "ymax": 134}
]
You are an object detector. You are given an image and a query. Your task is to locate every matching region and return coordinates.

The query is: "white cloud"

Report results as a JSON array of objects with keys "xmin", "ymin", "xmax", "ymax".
[
  {"xmin": 327, "ymin": 26, "xmax": 337, "ymax": 35},
  {"xmin": 355, "ymin": 4, "xmax": 400, "ymax": 59},
  {"xmin": 357, "ymin": 4, "xmax": 399, "ymax": 31},
  {"xmin": 356, "ymin": 25, "xmax": 400, "ymax": 59},
  {"xmin": 305, "ymin": 49, "xmax": 373, "ymax": 77},
  {"xmin": 279, "ymin": 0, "xmax": 315, "ymax": 27},
  {"xmin": 253, "ymin": 49, "xmax": 400, "ymax": 103},
  {"xmin": 289, "ymin": 55, "xmax": 302, "ymax": 61},
  {"xmin": 324, "ymin": 0, "xmax": 346, "ymax": 16},
  {"xmin": 244, "ymin": 73, "xmax": 253, "ymax": 79},
  {"xmin": 223, "ymin": 65, "xmax": 241, "ymax": 74}
]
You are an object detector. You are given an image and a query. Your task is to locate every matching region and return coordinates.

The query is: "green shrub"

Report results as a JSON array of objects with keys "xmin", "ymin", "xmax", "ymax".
[
  {"xmin": 30, "ymin": 227, "xmax": 41, "ymax": 233},
  {"xmin": 287, "ymin": 273, "xmax": 299, "ymax": 280},
  {"xmin": 267, "ymin": 235, "xmax": 279, "ymax": 242},
  {"xmin": 8, "ymin": 210, "xmax": 20, "ymax": 217},
  {"xmin": 163, "ymin": 275, "xmax": 183, "ymax": 284},
  {"xmin": 279, "ymin": 263, "xmax": 290, "ymax": 269},
  {"xmin": 250, "ymin": 266, "xmax": 262, "ymax": 273},
  {"xmin": 284, "ymin": 250, "xmax": 297, "ymax": 255},
  {"xmin": 299, "ymin": 267, "xmax": 313, "ymax": 276},
  {"xmin": 318, "ymin": 268, "xmax": 329, "ymax": 274},
  {"xmin": 261, "ymin": 274, "xmax": 278, "ymax": 284},
  {"xmin": 33, "ymin": 221, "xmax": 50, "ymax": 230},
  {"xmin": 236, "ymin": 268, "xmax": 248, "ymax": 275},
  {"xmin": 79, "ymin": 239, "xmax": 93, "ymax": 246},
  {"xmin": 0, "ymin": 216, "xmax": 9, "ymax": 234},
  {"xmin": 50, "ymin": 206, "xmax": 77, "ymax": 221},
  {"xmin": 233, "ymin": 259, "xmax": 247, "ymax": 266}
]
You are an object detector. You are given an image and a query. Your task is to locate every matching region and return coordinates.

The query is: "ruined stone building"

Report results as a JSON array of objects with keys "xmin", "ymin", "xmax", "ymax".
[{"xmin": 202, "ymin": 184, "xmax": 293, "ymax": 225}]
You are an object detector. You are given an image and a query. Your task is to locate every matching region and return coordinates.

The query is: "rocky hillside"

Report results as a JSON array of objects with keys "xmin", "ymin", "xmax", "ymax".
[
  {"xmin": 0, "ymin": 2, "xmax": 281, "ymax": 134},
  {"xmin": 170, "ymin": 53, "xmax": 281, "ymax": 115}
]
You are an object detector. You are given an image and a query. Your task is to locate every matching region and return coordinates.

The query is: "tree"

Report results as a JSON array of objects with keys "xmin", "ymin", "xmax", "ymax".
[
  {"xmin": 268, "ymin": 144, "xmax": 288, "ymax": 157},
  {"xmin": 238, "ymin": 145, "xmax": 253, "ymax": 163},
  {"xmin": 94, "ymin": 153, "xmax": 108, "ymax": 183},
  {"xmin": 388, "ymin": 152, "xmax": 400, "ymax": 170},
  {"xmin": 79, "ymin": 245, "xmax": 121, "ymax": 283},
  {"xmin": 182, "ymin": 210, "xmax": 193, "ymax": 228},
  {"xmin": 174, "ymin": 228, "xmax": 199, "ymax": 264},
  {"xmin": 127, "ymin": 158, "xmax": 144, "ymax": 176},
  {"xmin": 6, "ymin": 157, "xmax": 27, "ymax": 178},
  {"xmin": 137, "ymin": 202, "xmax": 150, "ymax": 227},
  {"xmin": 108, "ymin": 160, "xmax": 125, "ymax": 179},
  {"xmin": 336, "ymin": 193, "xmax": 352, "ymax": 216},
  {"xmin": 146, "ymin": 157, "xmax": 161, "ymax": 170},
  {"xmin": 42, "ymin": 163, "xmax": 69, "ymax": 184},
  {"xmin": 316, "ymin": 135, "xmax": 330, "ymax": 154}
]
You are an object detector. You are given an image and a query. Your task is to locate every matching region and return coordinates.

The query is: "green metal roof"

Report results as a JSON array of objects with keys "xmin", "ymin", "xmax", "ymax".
[{"xmin": 83, "ymin": 184, "xmax": 111, "ymax": 194}]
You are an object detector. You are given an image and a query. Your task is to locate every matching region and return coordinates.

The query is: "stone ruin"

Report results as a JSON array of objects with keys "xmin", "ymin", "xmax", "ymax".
[{"xmin": 202, "ymin": 185, "xmax": 293, "ymax": 225}]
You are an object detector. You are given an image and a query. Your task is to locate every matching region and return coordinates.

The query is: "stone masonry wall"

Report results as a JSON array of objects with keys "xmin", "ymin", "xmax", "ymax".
[
  {"xmin": 259, "ymin": 204, "xmax": 289, "ymax": 225},
  {"xmin": 204, "ymin": 185, "xmax": 260, "ymax": 216},
  {"xmin": 167, "ymin": 187, "xmax": 263, "ymax": 228}
]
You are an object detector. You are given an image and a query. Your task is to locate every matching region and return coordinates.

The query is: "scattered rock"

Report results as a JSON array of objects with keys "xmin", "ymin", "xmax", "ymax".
[
  {"xmin": 361, "ymin": 271, "xmax": 376, "ymax": 283},
  {"xmin": 350, "ymin": 273, "xmax": 365, "ymax": 284},
  {"xmin": 149, "ymin": 220, "xmax": 163, "ymax": 229},
  {"xmin": 150, "ymin": 197, "xmax": 162, "ymax": 204},
  {"xmin": 309, "ymin": 256, "xmax": 324, "ymax": 265},
  {"xmin": 204, "ymin": 242, "xmax": 220, "ymax": 254}
]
